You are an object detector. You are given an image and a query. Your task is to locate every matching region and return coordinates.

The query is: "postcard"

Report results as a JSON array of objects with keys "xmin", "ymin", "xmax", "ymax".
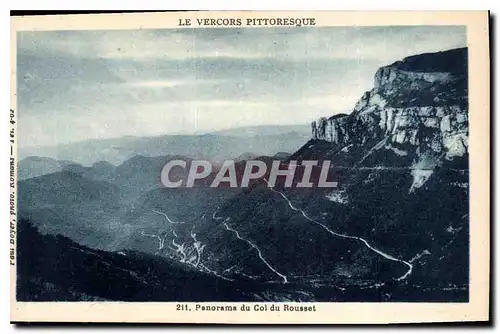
[{"xmin": 10, "ymin": 11, "xmax": 490, "ymax": 324}]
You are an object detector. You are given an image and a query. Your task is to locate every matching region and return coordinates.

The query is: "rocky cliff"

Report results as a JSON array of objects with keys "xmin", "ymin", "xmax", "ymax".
[
  {"xmin": 311, "ymin": 48, "xmax": 468, "ymax": 162},
  {"xmin": 202, "ymin": 47, "xmax": 470, "ymax": 301},
  {"xmin": 18, "ymin": 47, "xmax": 470, "ymax": 302}
]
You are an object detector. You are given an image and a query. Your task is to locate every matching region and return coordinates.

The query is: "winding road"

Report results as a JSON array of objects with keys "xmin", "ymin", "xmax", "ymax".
[
  {"xmin": 222, "ymin": 221, "xmax": 289, "ymax": 284},
  {"xmin": 265, "ymin": 180, "xmax": 413, "ymax": 281}
]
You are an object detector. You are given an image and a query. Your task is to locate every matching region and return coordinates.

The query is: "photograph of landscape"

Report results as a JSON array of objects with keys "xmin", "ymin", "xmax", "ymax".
[{"xmin": 16, "ymin": 26, "xmax": 469, "ymax": 302}]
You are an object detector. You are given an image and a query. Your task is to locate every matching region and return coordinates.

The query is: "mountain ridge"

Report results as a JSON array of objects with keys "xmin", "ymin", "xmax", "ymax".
[
  {"xmin": 201, "ymin": 47, "xmax": 469, "ymax": 298},
  {"xmin": 19, "ymin": 124, "xmax": 311, "ymax": 166},
  {"xmin": 18, "ymin": 47, "xmax": 470, "ymax": 302}
]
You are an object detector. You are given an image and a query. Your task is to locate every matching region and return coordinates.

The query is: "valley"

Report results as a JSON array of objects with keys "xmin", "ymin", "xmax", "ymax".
[{"xmin": 17, "ymin": 47, "xmax": 469, "ymax": 302}]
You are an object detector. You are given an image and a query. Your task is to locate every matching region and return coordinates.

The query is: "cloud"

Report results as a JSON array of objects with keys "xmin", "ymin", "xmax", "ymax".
[
  {"xmin": 17, "ymin": 26, "xmax": 467, "ymax": 147},
  {"xmin": 128, "ymin": 80, "xmax": 214, "ymax": 88},
  {"xmin": 18, "ymin": 26, "xmax": 466, "ymax": 63}
]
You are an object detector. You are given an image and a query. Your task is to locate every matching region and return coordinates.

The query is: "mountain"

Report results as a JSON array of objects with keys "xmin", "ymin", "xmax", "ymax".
[
  {"xmin": 18, "ymin": 171, "xmax": 125, "ymax": 249},
  {"xmin": 169, "ymin": 48, "xmax": 469, "ymax": 301},
  {"xmin": 308, "ymin": 47, "xmax": 468, "ymax": 168},
  {"xmin": 82, "ymin": 160, "xmax": 116, "ymax": 182},
  {"xmin": 17, "ymin": 48, "xmax": 469, "ymax": 302},
  {"xmin": 18, "ymin": 154, "xmax": 187, "ymax": 195},
  {"xmin": 19, "ymin": 171, "xmax": 122, "ymax": 207},
  {"xmin": 16, "ymin": 220, "xmax": 246, "ymax": 301},
  {"xmin": 17, "ymin": 154, "xmax": 196, "ymax": 250},
  {"xmin": 19, "ymin": 124, "xmax": 312, "ymax": 166},
  {"xmin": 110, "ymin": 154, "xmax": 193, "ymax": 196},
  {"xmin": 211, "ymin": 124, "xmax": 311, "ymax": 137},
  {"xmin": 18, "ymin": 156, "xmax": 80, "ymax": 180},
  {"xmin": 17, "ymin": 153, "xmax": 247, "ymax": 253}
]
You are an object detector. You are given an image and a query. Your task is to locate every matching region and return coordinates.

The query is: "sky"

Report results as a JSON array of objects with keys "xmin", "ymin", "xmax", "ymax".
[{"xmin": 17, "ymin": 26, "xmax": 466, "ymax": 147}]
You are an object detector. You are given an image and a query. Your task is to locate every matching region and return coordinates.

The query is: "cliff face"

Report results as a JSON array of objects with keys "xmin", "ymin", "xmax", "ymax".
[
  {"xmin": 17, "ymin": 48, "xmax": 470, "ymax": 303},
  {"xmin": 311, "ymin": 48, "xmax": 468, "ymax": 162}
]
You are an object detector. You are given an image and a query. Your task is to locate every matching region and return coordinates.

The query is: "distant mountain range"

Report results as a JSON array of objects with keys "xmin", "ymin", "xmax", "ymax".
[
  {"xmin": 19, "ymin": 124, "xmax": 311, "ymax": 166},
  {"xmin": 200, "ymin": 47, "xmax": 469, "ymax": 298},
  {"xmin": 211, "ymin": 124, "xmax": 311, "ymax": 137},
  {"xmin": 17, "ymin": 48, "xmax": 469, "ymax": 302}
]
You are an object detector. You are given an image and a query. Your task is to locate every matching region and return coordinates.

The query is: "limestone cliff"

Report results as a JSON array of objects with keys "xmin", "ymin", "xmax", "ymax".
[{"xmin": 311, "ymin": 48, "xmax": 468, "ymax": 162}]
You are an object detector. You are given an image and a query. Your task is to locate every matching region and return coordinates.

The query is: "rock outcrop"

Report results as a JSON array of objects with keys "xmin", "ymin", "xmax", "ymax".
[{"xmin": 311, "ymin": 48, "xmax": 468, "ymax": 161}]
